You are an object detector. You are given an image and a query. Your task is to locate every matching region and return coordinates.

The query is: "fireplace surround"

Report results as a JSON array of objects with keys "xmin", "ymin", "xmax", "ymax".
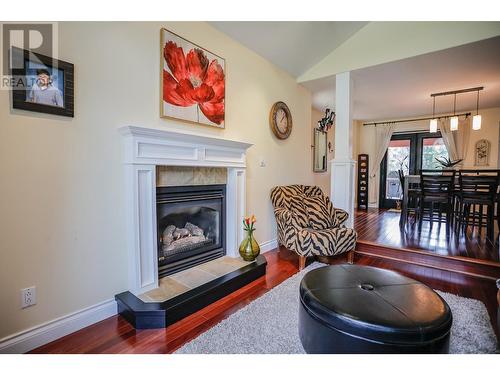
[
  {"xmin": 116, "ymin": 126, "xmax": 270, "ymax": 329},
  {"xmin": 119, "ymin": 126, "xmax": 253, "ymax": 295}
]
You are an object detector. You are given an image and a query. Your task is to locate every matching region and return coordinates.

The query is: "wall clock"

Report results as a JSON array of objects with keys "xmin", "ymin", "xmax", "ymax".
[{"xmin": 269, "ymin": 101, "xmax": 292, "ymax": 139}]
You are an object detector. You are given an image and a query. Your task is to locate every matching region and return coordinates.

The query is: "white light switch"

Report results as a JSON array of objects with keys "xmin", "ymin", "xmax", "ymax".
[{"xmin": 259, "ymin": 158, "xmax": 266, "ymax": 167}]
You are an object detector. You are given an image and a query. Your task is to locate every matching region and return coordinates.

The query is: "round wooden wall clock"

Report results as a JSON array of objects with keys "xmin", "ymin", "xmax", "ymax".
[{"xmin": 270, "ymin": 101, "xmax": 292, "ymax": 139}]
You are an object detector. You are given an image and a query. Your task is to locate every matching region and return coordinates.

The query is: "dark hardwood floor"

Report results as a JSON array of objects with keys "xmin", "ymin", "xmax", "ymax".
[
  {"xmin": 31, "ymin": 246, "xmax": 499, "ymax": 353},
  {"xmin": 355, "ymin": 208, "xmax": 500, "ymax": 262}
]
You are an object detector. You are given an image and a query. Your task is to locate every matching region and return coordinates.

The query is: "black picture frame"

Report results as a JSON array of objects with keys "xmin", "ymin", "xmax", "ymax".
[{"xmin": 10, "ymin": 47, "xmax": 74, "ymax": 117}]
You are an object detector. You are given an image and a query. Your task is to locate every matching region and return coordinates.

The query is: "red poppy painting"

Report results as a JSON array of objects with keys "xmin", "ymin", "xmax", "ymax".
[{"xmin": 161, "ymin": 29, "xmax": 225, "ymax": 128}]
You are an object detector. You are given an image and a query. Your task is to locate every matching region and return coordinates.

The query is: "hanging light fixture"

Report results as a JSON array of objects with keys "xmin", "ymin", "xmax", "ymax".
[
  {"xmin": 472, "ymin": 89, "xmax": 482, "ymax": 130},
  {"xmin": 429, "ymin": 96, "xmax": 437, "ymax": 133},
  {"xmin": 430, "ymin": 86, "xmax": 483, "ymax": 131},
  {"xmin": 450, "ymin": 93, "xmax": 458, "ymax": 131}
]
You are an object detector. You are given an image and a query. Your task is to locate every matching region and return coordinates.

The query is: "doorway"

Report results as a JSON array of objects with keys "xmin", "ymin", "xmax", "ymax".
[{"xmin": 379, "ymin": 132, "xmax": 449, "ymax": 209}]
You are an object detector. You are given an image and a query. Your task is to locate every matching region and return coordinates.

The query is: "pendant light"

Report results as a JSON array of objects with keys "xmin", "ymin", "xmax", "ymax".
[
  {"xmin": 472, "ymin": 89, "xmax": 482, "ymax": 130},
  {"xmin": 450, "ymin": 93, "xmax": 458, "ymax": 131},
  {"xmin": 429, "ymin": 96, "xmax": 437, "ymax": 133}
]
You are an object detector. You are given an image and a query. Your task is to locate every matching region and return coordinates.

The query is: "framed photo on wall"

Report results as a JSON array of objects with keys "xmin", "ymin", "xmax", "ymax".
[
  {"xmin": 10, "ymin": 47, "xmax": 74, "ymax": 117},
  {"xmin": 160, "ymin": 28, "xmax": 225, "ymax": 128}
]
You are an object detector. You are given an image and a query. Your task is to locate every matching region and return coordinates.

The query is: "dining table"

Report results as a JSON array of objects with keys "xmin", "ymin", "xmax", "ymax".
[{"xmin": 398, "ymin": 171, "xmax": 495, "ymax": 229}]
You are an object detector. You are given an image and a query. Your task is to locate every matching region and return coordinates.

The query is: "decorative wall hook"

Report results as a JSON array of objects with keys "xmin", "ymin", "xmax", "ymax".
[{"xmin": 317, "ymin": 108, "xmax": 335, "ymax": 132}]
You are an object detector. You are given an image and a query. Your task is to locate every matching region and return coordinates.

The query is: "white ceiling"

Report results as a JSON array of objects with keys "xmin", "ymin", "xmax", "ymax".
[
  {"xmin": 302, "ymin": 36, "xmax": 500, "ymax": 121},
  {"xmin": 209, "ymin": 21, "xmax": 367, "ymax": 77}
]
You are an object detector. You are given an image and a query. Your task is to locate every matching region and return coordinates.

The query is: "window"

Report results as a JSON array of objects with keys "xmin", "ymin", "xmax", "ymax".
[
  {"xmin": 385, "ymin": 139, "xmax": 410, "ymax": 200},
  {"xmin": 380, "ymin": 132, "xmax": 449, "ymax": 208},
  {"xmin": 421, "ymin": 137, "xmax": 449, "ymax": 170}
]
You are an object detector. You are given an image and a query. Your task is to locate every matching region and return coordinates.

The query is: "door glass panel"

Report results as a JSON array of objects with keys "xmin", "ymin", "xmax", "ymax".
[
  {"xmin": 385, "ymin": 139, "xmax": 410, "ymax": 200},
  {"xmin": 421, "ymin": 137, "xmax": 449, "ymax": 170}
]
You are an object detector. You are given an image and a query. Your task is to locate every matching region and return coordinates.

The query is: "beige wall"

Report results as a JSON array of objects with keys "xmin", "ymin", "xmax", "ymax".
[
  {"xmin": 466, "ymin": 108, "xmax": 500, "ymax": 168},
  {"xmin": 354, "ymin": 107, "xmax": 500, "ymax": 206},
  {"xmin": 0, "ymin": 22, "xmax": 313, "ymax": 339}
]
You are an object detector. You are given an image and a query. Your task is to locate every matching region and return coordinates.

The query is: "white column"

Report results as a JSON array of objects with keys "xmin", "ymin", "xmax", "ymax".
[{"xmin": 330, "ymin": 71, "xmax": 356, "ymax": 227}]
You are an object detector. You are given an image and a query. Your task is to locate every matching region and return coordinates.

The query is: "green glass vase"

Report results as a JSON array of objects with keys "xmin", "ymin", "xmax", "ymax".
[{"xmin": 239, "ymin": 229, "xmax": 260, "ymax": 261}]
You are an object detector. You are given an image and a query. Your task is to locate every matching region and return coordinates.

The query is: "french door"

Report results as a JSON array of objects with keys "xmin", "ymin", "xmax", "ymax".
[{"xmin": 379, "ymin": 132, "xmax": 449, "ymax": 209}]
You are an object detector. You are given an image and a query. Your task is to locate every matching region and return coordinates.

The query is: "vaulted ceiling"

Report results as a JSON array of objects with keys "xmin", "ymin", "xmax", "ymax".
[{"xmin": 209, "ymin": 21, "xmax": 367, "ymax": 77}]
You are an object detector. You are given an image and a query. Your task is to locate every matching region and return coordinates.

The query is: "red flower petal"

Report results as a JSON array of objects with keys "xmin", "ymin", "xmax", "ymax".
[
  {"xmin": 163, "ymin": 71, "xmax": 195, "ymax": 107},
  {"xmin": 164, "ymin": 41, "xmax": 188, "ymax": 82},
  {"xmin": 205, "ymin": 60, "xmax": 224, "ymax": 86},
  {"xmin": 186, "ymin": 48, "xmax": 209, "ymax": 83},
  {"xmin": 191, "ymin": 83, "xmax": 215, "ymax": 103},
  {"xmin": 199, "ymin": 100, "xmax": 225, "ymax": 125},
  {"xmin": 210, "ymin": 79, "xmax": 225, "ymax": 102},
  {"xmin": 204, "ymin": 60, "xmax": 225, "ymax": 101},
  {"xmin": 177, "ymin": 79, "xmax": 215, "ymax": 104}
]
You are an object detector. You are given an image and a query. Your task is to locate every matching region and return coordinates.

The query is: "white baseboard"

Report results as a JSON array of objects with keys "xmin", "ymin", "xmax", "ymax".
[
  {"xmin": 259, "ymin": 238, "xmax": 278, "ymax": 253},
  {"xmin": 0, "ymin": 299, "xmax": 117, "ymax": 354}
]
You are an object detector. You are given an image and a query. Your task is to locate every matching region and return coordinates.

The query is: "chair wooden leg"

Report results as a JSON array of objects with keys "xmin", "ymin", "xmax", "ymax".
[
  {"xmin": 347, "ymin": 250, "xmax": 354, "ymax": 264},
  {"xmin": 299, "ymin": 256, "xmax": 306, "ymax": 271},
  {"xmin": 487, "ymin": 205, "xmax": 494, "ymax": 241},
  {"xmin": 418, "ymin": 201, "xmax": 424, "ymax": 230},
  {"xmin": 496, "ymin": 201, "xmax": 500, "ymax": 236}
]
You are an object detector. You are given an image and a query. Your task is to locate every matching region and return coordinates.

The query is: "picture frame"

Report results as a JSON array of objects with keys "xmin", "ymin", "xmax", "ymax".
[
  {"xmin": 313, "ymin": 128, "xmax": 327, "ymax": 172},
  {"xmin": 474, "ymin": 139, "xmax": 490, "ymax": 166},
  {"xmin": 160, "ymin": 28, "xmax": 225, "ymax": 128},
  {"xmin": 10, "ymin": 47, "xmax": 74, "ymax": 117}
]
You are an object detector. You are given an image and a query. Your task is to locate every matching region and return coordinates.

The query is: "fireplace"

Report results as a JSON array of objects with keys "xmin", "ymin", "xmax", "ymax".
[{"xmin": 156, "ymin": 184, "xmax": 226, "ymax": 278}]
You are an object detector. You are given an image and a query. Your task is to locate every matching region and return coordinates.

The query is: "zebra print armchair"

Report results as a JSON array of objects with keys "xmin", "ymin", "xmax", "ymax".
[{"xmin": 270, "ymin": 185, "xmax": 357, "ymax": 269}]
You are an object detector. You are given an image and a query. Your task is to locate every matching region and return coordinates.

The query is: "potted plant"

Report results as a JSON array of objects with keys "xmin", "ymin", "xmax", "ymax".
[{"xmin": 435, "ymin": 157, "xmax": 463, "ymax": 169}]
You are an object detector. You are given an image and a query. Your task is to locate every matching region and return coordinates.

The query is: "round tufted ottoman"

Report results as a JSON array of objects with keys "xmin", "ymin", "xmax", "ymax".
[{"xmin": 299, "ymin": 264, "xmax": 452, "ymax": 354}]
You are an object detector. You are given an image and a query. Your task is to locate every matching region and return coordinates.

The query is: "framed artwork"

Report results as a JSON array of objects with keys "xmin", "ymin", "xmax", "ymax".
[
  {"xmin": 474, "ymin": 139, "xmax": 490, "ymax": 166},
  {"xmin": 161, "ymin": 28, "xmax": 225, "ymax": 128},
  {"xmin": 10, "ymin": 47, "xmax": 74, "ymax": 117}
]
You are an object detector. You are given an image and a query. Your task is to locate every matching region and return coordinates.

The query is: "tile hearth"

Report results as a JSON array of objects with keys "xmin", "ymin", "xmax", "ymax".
[{"xmin": 138, "ymin": 257, "xmax": 253, "ymax": 303}]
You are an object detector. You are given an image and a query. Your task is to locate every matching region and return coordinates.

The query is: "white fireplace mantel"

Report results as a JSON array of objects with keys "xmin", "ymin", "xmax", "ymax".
[{"xmin": 119, "ymin": 126, "xmax": 253, "ymax": 294}]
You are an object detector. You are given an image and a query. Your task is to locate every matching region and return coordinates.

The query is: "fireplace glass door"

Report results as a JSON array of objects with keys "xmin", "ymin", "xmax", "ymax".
[{"xmin": 156, "ymin": 185, "xmax": 226, "ymax": 277}]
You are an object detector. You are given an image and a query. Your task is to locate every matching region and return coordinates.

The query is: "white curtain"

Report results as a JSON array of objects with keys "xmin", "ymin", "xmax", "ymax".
[
  {"xmin": 456, "ymin": 116, "xmax": 471, "ymax": 162},
  {"xmin": 438, "ymin": 119, "xmax": 459, "ymax": 161},
  {"xmin": 438, "ymin": 116, "xmax": 471, "ymax": 163},
  {"xmin": 369, "ymin": 124, "xmax": 395, "ymax": 203}
]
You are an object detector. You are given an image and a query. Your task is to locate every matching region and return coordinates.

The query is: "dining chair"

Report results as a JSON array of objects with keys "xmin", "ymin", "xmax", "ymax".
[
  {"xmin": 418, "ymin": 169, "xmax": 455, "ymax": 227},
  {"xmin": 456, "ymin": 169, "xmax": 500, "ymax": 240},
  {"xmin": 404, "ymin": 178, "xmax": 421, "ymax": 225}
]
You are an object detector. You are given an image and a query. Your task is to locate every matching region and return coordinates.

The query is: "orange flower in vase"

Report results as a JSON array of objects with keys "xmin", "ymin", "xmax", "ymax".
[{"xmin": 239, "ymin": 215, "xmax": 260, "ymax": 261}]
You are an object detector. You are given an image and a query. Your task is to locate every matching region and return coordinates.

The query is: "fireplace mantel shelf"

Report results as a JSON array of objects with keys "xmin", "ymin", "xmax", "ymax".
[
  {"xmin": 119, "ymin": 126, "xmax": 253, "ymax": 168},
  {"xmin": 119, "ymin": 126, "xmax": 253, "ymax": 150},
  {"xmin": 119, "ymin": 125, "xmax": 252, "ymax": 295}
]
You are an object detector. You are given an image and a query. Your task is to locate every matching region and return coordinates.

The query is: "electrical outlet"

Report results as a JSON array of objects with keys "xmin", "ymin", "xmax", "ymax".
[{"xmin": 21, "ymin": 286, "xmax": 36, "ymax": 309}]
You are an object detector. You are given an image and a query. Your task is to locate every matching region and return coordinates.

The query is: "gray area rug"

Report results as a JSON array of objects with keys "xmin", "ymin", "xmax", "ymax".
[{"xmin": 175, "ymin": 263, "xmax": 498, "ymax": 354}]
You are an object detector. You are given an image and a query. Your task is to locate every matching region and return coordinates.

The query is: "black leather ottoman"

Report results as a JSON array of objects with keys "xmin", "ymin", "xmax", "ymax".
[{"xmin": 299, "ymin": 265, "xmax": 452, "ymax": 354}]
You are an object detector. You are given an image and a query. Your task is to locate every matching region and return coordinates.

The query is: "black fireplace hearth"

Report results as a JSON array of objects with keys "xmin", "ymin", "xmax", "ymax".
[{"xmin": 156, "ymin": 184, "xmax": 226, "ymax": 278}]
